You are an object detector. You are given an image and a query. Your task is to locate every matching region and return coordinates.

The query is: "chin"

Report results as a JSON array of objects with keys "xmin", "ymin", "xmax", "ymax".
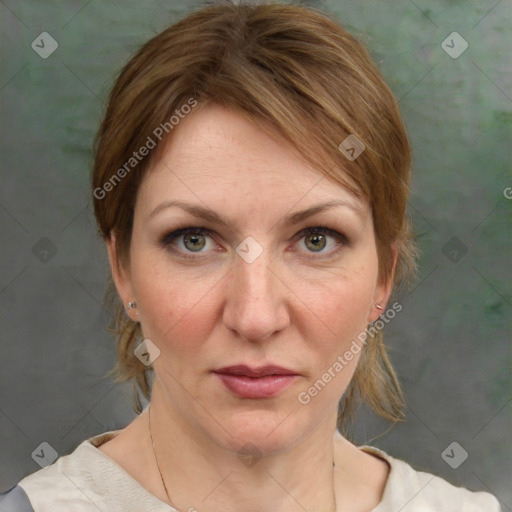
[{"xmin": 209, "ymin": 407, "xmax": 308, "ymax": 456}]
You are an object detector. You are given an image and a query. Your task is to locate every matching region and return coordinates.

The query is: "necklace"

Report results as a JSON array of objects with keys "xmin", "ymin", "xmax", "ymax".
[
  {"xmin": 148, "ymin": 403, "xmax": 337, "ymax": 512},
  {"xmin": 148, "ymin": 403, "xmax": 178, "ymax": 509}
]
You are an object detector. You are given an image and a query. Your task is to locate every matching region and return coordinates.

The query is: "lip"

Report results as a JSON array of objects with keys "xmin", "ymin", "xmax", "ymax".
[
  {"xmin": 214, "ymin": 365, "xmax": 298, "ymax": 377},
  {"xmin": 213, "ymin": 365, "xmax": 299, "ymax": 399}
]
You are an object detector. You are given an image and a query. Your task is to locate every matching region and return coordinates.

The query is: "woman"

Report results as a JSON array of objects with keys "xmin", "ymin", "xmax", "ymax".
[{"xmin": 1, "ymin": 1, "xmax": 500, "ymax": 510}]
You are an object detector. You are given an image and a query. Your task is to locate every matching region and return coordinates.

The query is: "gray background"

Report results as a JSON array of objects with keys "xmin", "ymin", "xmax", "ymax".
[{"xmin": 1, "ymin": 0, "xmax": 510, "ymax": 507}]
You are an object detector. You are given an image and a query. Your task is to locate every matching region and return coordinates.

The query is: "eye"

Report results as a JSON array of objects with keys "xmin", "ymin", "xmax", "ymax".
[
  {"xmin": 293, "ymin": 226, "xmax": 348, "ymax": 259},
  {"xmin": 160, "ymin": 225, "xmax": 349, "ymax": 260},
  {"xmin": 160, "ymin": 226, "xmax": 216, "ymax": 259}
]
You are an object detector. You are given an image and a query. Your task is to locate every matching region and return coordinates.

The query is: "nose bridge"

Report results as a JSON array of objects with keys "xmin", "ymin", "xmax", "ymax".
[
  {"xmin": 223, "ymin": 240, "xmax": 288, "ymax": 341},
  {"xmin": 237, "ymin": 247, "xmax": 273, "ymax": 299}
]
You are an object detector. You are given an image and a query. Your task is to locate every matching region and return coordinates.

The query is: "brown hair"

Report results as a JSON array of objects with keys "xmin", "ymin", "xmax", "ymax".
[{"xmin": 92, "ymin": 0, "xmax": 418, "ymax": 433}]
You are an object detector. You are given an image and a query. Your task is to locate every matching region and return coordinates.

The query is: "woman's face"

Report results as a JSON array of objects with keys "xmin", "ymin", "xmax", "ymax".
[{"xmin": 109, "ymin": 103, "xmax": 392, "ymax": 454}]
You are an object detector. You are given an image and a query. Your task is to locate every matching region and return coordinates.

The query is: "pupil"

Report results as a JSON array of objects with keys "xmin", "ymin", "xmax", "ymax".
[
  {"xmin": 308, "ymin": 234, "xmax": 325, "ymax": 251},
  {"xmin": 185, "ymin": 233, "xmax": 205, "ymax": 251}
]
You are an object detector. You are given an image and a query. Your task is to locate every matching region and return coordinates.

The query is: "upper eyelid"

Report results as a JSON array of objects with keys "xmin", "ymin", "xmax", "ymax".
[{"xmin": 161, "ymin": 225, "xmax": 343, "ymax": 240}]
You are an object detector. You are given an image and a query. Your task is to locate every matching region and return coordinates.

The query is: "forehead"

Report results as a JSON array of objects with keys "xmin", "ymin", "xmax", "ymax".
[{"xmin": 137, "ymin": 103, "xmax": 367, "ymax": 218}]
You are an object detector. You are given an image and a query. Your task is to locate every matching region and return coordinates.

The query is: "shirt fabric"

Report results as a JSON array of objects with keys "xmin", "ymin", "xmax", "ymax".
[
  {"xmin": 1, "ymin": 429, "xmax": 500, "ymax": 512},
  {"xmin": 0, "ymin": 484, "xmax": 34, "ymax": 512}
]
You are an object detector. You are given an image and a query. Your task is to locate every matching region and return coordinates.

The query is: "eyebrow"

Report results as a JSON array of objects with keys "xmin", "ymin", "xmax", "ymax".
[{"xmin": 148, "ymin": 199, "xmax": 364, "ymax": 228}]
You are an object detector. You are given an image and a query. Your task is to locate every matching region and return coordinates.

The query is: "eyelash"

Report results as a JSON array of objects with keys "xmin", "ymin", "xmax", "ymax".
[{"xmin": 159, "ymin": 225, "xmax": 350, "ymax": 261}]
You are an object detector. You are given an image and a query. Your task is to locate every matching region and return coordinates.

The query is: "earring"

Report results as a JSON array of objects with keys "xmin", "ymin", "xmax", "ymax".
[
  {"xmin": 127, "ymin": 301, "xmax": 137, "ymax": 309},
  {"xmin": 375, "ymin": 303, "xmax": 383, "ymax": 310}
]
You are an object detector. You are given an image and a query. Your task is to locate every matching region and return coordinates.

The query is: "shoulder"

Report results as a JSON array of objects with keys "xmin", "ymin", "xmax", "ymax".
[
  {"xmin": 360, "ymin": 445, "xmax": 502, "ymax": 512},
  {"xmin": 14, "ymin": 435, "xmax": 113, "ymax": 511},
  {"xmin": 0, "ymin": 484, "xmax": 35, "ymax": 511},
  {"xmin": 12, "ymin": 430, "xmax": 170, "ymax": 512}
]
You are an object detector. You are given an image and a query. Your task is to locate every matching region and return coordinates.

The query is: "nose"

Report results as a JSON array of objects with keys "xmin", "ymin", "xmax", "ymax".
[{"xmin": 222, "ymin": 244, "xmax": 290, "ymax": 343}]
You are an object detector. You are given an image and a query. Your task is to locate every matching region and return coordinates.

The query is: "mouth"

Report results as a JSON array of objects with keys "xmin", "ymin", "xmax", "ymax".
[{"xmin": 213, "ymin": 365, "xmax": 300, "ymax": 399}]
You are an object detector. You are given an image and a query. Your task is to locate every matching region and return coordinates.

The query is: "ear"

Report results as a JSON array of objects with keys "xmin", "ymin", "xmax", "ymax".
[
  {"xmin": 367, "ymin": 244, "xmax": 398, "ymax": 323},
  {"xmin": 106, "ymin": 232, "xmax": 138, "ymax": 321}
]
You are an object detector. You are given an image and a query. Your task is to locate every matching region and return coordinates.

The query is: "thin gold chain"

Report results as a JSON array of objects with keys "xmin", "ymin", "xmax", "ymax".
[
  {"xmin": 148, "ymin": 403, "xmax": 337, "ymax": 511},
  {"xmin": 148, "ymin": 403, "xmax": 178, "ymax": 509}
]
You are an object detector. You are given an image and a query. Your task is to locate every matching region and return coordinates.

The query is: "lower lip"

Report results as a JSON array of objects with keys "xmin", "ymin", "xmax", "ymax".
[{"xmin": 215, "ymin": 373, "xmax": 298, "ymax": 399}]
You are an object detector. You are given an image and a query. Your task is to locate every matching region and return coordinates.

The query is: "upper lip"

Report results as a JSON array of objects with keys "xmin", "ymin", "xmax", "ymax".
[{"xmin": 213, "ymin": 365, "xmax": 298, "ymax": 377}]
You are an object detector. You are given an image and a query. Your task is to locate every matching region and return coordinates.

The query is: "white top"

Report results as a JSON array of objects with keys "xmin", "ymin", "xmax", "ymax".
[{"xmin": 17, "ymin": 429, "xmax": 500, "ymax": 512}]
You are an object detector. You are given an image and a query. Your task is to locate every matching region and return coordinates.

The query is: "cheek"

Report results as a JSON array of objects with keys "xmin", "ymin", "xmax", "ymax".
[
  {"xmin": 293, "ymin": 264, "xmax": 377, "ymax": 406},
  {"xmin": 297, "ymin": 262, "xmax": 377, "ymax": 348},
  {"xmin": 129, "ymin": 235, "xmax": 379, "ymax": 369},
  {"xmin": 130, "ymin": 255, "xmax": 220, "ymax": 358}
]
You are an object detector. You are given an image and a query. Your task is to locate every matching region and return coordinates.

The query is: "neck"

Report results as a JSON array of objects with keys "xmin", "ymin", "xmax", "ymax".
[{"xmin": 147, "ymin": 382, "xmax": 338, "ymax": 512}]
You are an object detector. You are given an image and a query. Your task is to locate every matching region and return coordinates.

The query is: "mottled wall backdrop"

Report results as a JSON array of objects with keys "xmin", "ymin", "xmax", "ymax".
[{"xmin": 1, "ymin": 0, "xmax": 510, "ymax": 507}]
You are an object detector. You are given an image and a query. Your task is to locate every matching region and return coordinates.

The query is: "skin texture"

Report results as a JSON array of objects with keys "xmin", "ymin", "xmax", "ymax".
[{"xmin": 102, "ymin": 103, "xmax": 395, "ymax": 512}]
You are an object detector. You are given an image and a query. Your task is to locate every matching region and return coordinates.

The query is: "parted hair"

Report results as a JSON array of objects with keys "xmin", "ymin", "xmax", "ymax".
[{"xmin": 92, "ymin": 0, "xmax": 418, "ymax": 433}]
